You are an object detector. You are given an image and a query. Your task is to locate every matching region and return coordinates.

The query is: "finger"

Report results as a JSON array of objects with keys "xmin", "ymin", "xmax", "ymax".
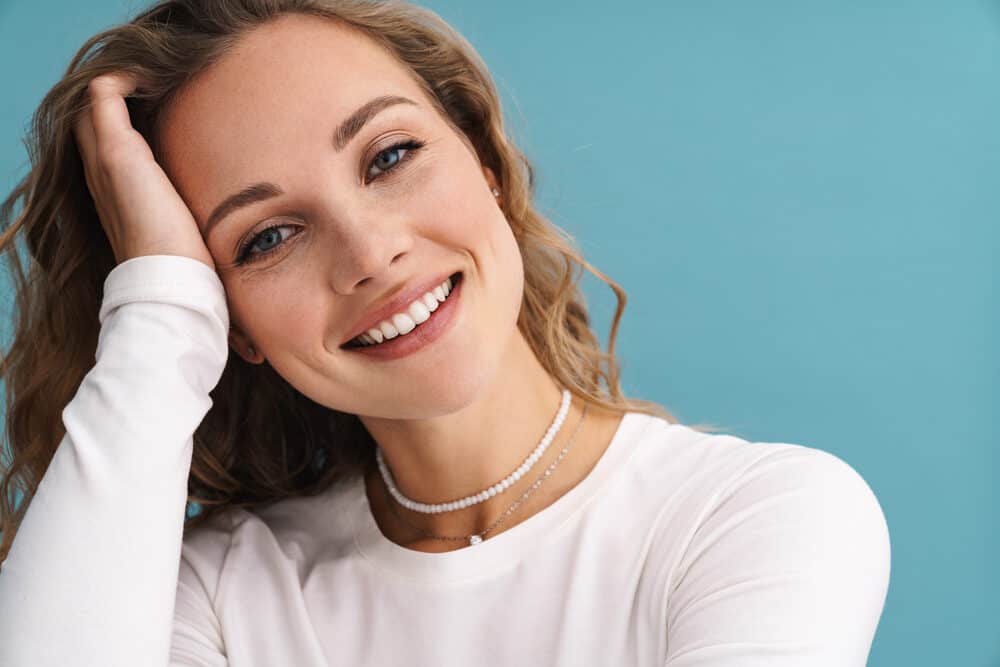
[
  {"xmin": 72, "ymin": 107, "xmax": 98, "ymax": 167},
  {"xmin": 72, "ymin": 109, "xmax": 101, "ymax": 199},
  {"xmin": 87, "ymin": 71, "xmax": 140, "ymax": 149}
]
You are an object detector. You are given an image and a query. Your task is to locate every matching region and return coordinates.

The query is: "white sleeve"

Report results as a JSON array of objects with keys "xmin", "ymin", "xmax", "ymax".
[
  {"xmin": 0, "ymin": 254, "xmax": 230, "ymax": 667},
  {"xmin": 663, "ymin": 447, "xmax": 892, "ymax": 667}
]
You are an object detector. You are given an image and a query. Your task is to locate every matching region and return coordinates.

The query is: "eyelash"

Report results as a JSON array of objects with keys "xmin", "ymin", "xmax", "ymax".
[{"xmin": 234, "ymin": 138, "xmax": 426, "ymax": 265}]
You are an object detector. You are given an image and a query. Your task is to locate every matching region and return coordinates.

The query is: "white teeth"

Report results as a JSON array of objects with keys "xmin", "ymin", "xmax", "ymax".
[
  {"xmin": 379, "ymin": 321, "xmax": 399, "ymax": 340},
  {"xmin": 408, "ymin": 299, "xmax": 431, "ymax": 324},
  {"xmin": 350, "ymin": 275, "xmax": 456, "ymax": 347},
  {"xmin": 422, "ymin": 293, "xmax": 439, "ymax": 312},
  {"xmin": 391, "ymin": 312, "xmax": 416, "ymax": 335}
]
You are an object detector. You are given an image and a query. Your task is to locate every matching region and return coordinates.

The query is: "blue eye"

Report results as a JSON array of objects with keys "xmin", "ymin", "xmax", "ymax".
[
  {"xmin": 235, "ymin": 224, "xmax": 300, "ymax": 265},
  {"xmin": 366, "ymin": 139, "xmax": 424, "ymax": 181}
]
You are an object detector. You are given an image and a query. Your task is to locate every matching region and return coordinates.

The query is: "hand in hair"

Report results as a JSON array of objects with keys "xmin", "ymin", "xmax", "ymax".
[{"xmin": 72, "ymin": 71, "xmax": 215, "ymax": 270}]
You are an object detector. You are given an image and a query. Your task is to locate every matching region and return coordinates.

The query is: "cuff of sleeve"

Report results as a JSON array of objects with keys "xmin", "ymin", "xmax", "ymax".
[{"xmin": 99, "ymin": 254, "xmax": 229, "ymax": 333}]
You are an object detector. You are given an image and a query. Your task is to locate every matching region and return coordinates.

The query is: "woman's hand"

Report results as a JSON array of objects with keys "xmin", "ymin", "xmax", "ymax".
[{"xmin": 73, "ymin": 72, "xmax": 215, "ymax": 270}]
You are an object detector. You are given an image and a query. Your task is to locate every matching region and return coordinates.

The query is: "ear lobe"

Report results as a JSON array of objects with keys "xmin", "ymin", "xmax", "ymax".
[
  {"xmin": 482, "ymin": 165, "xmax": 500, "ymax": 194},
  {"xmin": 228, "ymin": 326, "xmax": 259, "ymax": 363}
]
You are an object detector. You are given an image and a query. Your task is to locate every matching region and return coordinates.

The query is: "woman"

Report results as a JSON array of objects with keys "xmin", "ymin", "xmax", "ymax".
[{"xmin": 0, "ymin": 0, "xmax": 891, "ymax": 665}]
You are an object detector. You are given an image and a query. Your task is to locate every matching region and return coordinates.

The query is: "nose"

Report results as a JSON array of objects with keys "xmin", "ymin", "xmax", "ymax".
[{"xmin": 326, "ymin": 208, "xmax": 414, "ymax": 296}]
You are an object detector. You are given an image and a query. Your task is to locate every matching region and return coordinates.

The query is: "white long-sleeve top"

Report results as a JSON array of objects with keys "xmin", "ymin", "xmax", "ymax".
[{"xmin": 0, "ymin": 254, "xmax": 891, "ymax": 666}]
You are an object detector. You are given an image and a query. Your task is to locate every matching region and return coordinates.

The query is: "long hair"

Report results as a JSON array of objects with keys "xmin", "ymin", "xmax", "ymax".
[{"xmin": 0, "ymin": 0, "xmax": 724, "ymax": 565}]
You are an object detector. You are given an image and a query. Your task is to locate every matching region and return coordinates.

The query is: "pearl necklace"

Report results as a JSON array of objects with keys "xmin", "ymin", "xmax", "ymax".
[
  {"xmin": 375, "ymin": 388, "xmax": 572, "ymax": 514},
  {"xmin": 385, "ymin": 403, "xmax": 587, "ymax": 546}
]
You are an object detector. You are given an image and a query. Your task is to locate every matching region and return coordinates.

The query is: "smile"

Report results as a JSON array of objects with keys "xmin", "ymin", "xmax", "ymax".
[{"xmin": 341, "ymin": 272, "xmax": 464, "ymax": 360}]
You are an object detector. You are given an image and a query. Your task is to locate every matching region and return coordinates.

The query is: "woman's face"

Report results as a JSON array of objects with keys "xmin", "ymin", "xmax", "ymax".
[{"xmin": 157, "ymin": 14, "xmax": 524, "ymax": 419}]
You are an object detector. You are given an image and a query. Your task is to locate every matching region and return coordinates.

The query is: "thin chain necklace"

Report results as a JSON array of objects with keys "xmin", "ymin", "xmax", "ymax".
[{"xmin": 382, "ymin": 403, "xmax": 588, "ymax": 546}]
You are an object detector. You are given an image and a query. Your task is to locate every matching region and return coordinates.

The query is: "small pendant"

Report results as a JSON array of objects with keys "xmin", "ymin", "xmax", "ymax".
[{"xmin": 468, "ymin": 534, "xmax": 483, "ymax": 545}]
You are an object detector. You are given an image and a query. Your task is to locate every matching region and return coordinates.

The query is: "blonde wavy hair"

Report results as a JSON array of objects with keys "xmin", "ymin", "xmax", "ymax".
[{"xmin": 0, "ymin": 0, "xmax": 724, "ymax": 565}]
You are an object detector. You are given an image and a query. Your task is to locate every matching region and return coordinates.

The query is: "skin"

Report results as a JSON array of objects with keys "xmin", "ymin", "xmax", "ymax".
[{"xmin": 156, "ymin": 13, "xmax": 624, "ymax": 553}]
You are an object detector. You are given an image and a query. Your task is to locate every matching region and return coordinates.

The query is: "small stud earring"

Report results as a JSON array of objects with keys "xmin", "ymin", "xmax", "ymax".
[
  {"xmin": 491, "ymin": 187, "xmax": 500, "ymax": 197},
  {"xmin": 247, "ymin": 345, "xmax": 255, "ymax": 357}
]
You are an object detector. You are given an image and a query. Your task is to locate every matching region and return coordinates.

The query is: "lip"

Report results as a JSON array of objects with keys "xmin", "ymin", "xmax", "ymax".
[
  {"xmin": 341, "ymin": 273, "xmax": 463, "ymax": 360},
  {"xmin": 339, "ymin": 270, "xmax": 461, "ymax": 347}
]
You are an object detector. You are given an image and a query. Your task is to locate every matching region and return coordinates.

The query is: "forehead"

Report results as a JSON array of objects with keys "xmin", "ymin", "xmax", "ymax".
[{"xmin": 156, "ymin": 13, "xmax": 431, "ymax": 221}]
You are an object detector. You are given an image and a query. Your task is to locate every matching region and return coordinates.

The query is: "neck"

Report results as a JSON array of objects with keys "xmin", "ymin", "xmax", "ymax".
[{"xmin": 358, "ymin": 331, "xmax": 596, "ymax": 544}]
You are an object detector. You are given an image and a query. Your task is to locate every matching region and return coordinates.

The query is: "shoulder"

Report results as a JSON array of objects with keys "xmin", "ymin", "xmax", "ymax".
[
  {"xmin": 626, "ymin": 413, "xmax": 890, "ymax": 533},
  {"xmin": 621, "ymin": 414, "xmax": 892, "ymax": 661},
  {"xmin": 678, "ymin": 424, "xmax": 890, "ymax": 554},
  {"xmin": 623, "ymin": 412, "xmax": 891, "ymax": 600},
  {"xmin": 681, "ymin": 434, "xmax": 892, "ymax": 577},
  {"xmin": 178, "ymin": 478, "xmax": 361, "ymax": 587}
]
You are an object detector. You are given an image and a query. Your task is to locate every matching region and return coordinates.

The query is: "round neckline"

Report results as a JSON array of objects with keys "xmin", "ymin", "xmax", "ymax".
[{"xmin": 349, "ymin": 410, "xmax": 653, "ymax": 584}]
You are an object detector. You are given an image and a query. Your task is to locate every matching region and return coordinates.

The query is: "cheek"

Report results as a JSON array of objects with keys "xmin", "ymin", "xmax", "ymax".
[
  {"xmin": 227, "ymin": 279, "xmax": 326, "ymax": 344},
  {"xmin": 412, "ymin": 158, "xmax": 477, "ymax": 226},
  {"xmin": 412, "ymin": 151, "xmax": 507, "ymax": 247}
]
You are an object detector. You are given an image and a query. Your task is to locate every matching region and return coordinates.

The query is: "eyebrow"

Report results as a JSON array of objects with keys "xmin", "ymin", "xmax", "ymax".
[{"xmin": 203, "ymin": 94, "xmax": 419, "ymax": 236}]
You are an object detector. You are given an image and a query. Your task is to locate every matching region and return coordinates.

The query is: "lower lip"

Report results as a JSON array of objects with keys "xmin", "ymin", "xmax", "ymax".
[{"xmin": 340, "ymin": 274, "xmax": 464, "ymax": 361}]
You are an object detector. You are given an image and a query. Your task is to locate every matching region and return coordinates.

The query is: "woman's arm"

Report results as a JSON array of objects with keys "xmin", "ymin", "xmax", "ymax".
[
  {"xmin": 663, "ymin": 447, "xmax": 892, "ymax": 666},
  {"xmin": 0, "ymin": 254, "xmax": 230, "ymax": 667}
]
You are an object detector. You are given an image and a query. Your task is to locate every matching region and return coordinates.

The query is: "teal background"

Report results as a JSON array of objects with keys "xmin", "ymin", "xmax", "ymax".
[{"xmin": 1, "ymin": 1, "xmax": 996, "ymax": 664}]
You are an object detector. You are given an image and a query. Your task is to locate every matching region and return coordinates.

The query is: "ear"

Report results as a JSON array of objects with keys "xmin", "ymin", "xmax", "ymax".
[
  {"xmin": 228, "ymin": 324, "xmax": 261, "ymax": 364},
  {"xmin": 482, "ymin": 165, "xmax": 500, "ymax": 197}
]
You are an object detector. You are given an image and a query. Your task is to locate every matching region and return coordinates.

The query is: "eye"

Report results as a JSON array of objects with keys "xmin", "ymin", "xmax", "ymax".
[
  {"xmin": 235, "ymin": 224, "xmax": 300, "ymax": 265},
  {"xmin": 366, "ymin": 139, "xmax": 425, "ymax": 182}
]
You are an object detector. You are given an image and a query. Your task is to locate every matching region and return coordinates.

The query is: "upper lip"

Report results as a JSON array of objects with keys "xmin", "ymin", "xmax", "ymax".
[{"xmin": 339, "ymin": 270, "xmax": 460, "ymax": 346}]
